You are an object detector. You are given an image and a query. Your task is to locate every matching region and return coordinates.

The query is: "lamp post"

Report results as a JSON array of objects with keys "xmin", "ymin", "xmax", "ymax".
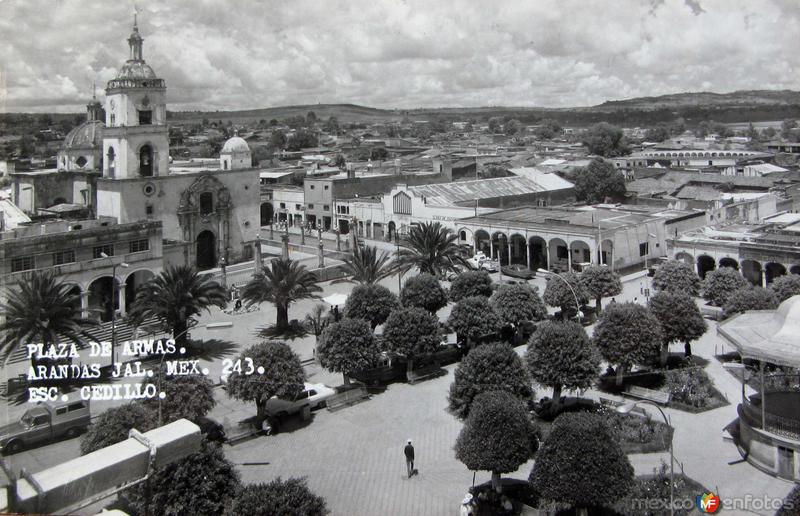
[
  {"xmin": 617, "ymin": 401, "xmax": 674, "ymax": 516},
  {"xmin": 644, "ymin": 232, "xmax": 657, "ymax": 300},
  {"xmin": 537, "ymin": 268, "xmax": 581, "ymax": 322},
  {"xmin": 101, "ymin": 252, "xmax": 128, "ymax": 369}
]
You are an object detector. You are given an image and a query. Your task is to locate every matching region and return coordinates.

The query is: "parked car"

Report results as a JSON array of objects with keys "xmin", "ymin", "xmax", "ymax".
[
  {"xmin": 501, "ymin": 264, "xmax": 536, "ymax": 279},
  {"xmin": 0, "ymin": 399, "xmax": 91, "ymax": 454},
  {"xmin": 467, "ymin": 251, "xmax": 499, "ymax": 272},
  {"xmin": 263, "ymin": 382, "xmax": 336, "ymax": 417}
]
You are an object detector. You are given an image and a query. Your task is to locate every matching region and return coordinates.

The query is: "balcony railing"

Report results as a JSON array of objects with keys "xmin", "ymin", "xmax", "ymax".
[{"xmin": 740, "ymin": 394, "xmax": 800, "ymax": 440}]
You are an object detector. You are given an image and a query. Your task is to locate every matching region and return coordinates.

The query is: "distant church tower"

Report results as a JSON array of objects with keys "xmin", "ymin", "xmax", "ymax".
[{"xmin": 102, "ymin": 14, "xmax": 169, "ymax": 179}]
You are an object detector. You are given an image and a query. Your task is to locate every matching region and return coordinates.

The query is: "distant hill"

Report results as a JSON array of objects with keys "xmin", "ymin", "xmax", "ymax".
[
  {"xmin": 168, "ymin": 103, "xmax": 400, "ymax": 124},
  {"xmin": 590, "ymin": 89, "xmax": 800, "ymax": 112}
]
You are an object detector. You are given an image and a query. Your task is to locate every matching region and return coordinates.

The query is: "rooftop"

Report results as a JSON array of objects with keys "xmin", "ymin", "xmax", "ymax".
[{"xmin": 408, "ymin": 175, "xmax": 570, "ymax": 208}]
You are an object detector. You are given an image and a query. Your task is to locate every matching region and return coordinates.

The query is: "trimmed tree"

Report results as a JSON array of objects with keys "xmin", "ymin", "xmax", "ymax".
[
  {"xmin": 722, "ymin": 286, "xmax": 779, "ymax": 319},
  {"xmin": 573, "ymin": 157, "xmax": 627, "ymax": 202},
  {"xmin": 455, "ymin": 391, "xmax": 538, "ymax": 493},
  {"xmin": 80, "ymin": 403, "xmax": 157, "ymax": 455},
  {"xmin": 649, "ymin": 291, "xmax": 707, "ymax": 361},
  {"xmin": 382, "ymin": 307, "xmax": 441, "ymax": 373},
  {"xmin": 226, "ymin": 341, "xmax": 305, "ymax": 420},
  {"xmin": 317, "ymin": 318, "xmax": 380, "ymax": 385},
  {"xmin": 530, "ymin": 412, "xmax": 634, "ymax": 515},
  {"xmin": 448, "ymin": 342, "xmax": 533, "ymax": 419},
  {"xmin": 449, "ymin": 270, "xmax": 493, "ymax": 302},
  {"xmin": 542, "ymin": 271, "xmax": 589, "ymax": 319},
  {"xmin": 769, "ymin": 274, "xmax": 800, "ymax": 302},
  {"xmin": 579, "ymin": 265, "xmax": 622, "ymax": 313},
  {"xmin": 592, "ymin": 302, "xmax": 663, "ymax": 386},
  {"xmin": 490, "ymin": 284, "xmax": 547, "ymax": 342},
  {"xmin": 400, "ymin": 273, "xmax": 448, "ymax": 313},
  {"xmin": 123, "ymin": 440, "xmax": 240, "ymax": 516},
  {"xmin": 525, "ymin": 321, "xmax": 600, "ymax": 413},
  {"xmin": 652, "ymin": 260, "xmax": 701, "ymax": 296},
  {"xmin": 702, "ymin": 266, "xmax": 749, "ymax": 307},
  {"xmin": 144, "ymin": 371, "xmax": 215, "ymax": 425},
  {"xmin": 447, "ymin": 296, "xmax": 503, "ymax": 346},
  {"xmin": 343, "ymin": 284, "xmax": 400, "ymax": 328},
  {"xmin": 228, "ymin": 477, "xmax": 328, "ymax": 516}
]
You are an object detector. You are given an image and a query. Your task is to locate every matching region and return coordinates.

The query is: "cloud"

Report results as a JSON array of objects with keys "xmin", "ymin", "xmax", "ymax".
[{"xmin": 0, "ymin": 0, "xmax": 798, "ymax": 113}]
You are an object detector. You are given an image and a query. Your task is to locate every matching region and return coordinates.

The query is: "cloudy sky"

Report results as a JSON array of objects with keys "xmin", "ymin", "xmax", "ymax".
[{"xmin": 1, "ymin": 0, "xmax": 799, "ymax": 113}]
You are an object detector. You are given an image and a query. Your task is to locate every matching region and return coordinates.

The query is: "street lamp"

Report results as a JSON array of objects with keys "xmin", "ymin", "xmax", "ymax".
[
  {"xmin": 100, "ymin": 252, "xmax": 128, "ymax": 368},
  {"xmin": 537, "ymin": 268, "xmax": 581, "ymax": 322},
  {"xmin": 617, "ymin": 401, "xmax": 674, "ymax": 516}
]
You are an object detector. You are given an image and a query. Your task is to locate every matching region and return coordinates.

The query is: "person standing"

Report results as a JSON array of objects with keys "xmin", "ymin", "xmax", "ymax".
[{"xmin": 404, "ymin": 439, "xmax": 415, "ymax": 478}]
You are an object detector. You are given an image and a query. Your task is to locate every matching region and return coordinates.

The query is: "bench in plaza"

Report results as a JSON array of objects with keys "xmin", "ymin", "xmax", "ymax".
[
  {"xmin": 598, "ymin": 396, "xmax": 647, "ymax": 416},
  {"xmin": 624, "ymin": 385, "xmax": 671, "ymax": 405},
  {"xmin": 326, "ymin": 385, "xmax": 370, "ymax": 412},
  {"xmin": 406, "ymin": 365, "xmax": 446, "ymax": 385}
]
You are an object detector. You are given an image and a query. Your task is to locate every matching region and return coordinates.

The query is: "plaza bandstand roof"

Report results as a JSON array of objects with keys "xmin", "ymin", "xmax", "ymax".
[{"xmin": 718, "ymin": 295, "xmax": 800, "ymax": 367}]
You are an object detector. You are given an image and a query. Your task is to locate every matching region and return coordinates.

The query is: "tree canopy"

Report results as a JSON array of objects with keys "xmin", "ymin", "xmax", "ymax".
[
  {"xmin": 143, "ymin": 371, "xmax": 215, "ymax": 425},
  {"xmin": 542, "ymin": 271, "xmax": 589, "ymax": 317},
  {"xmin": 769, "ymin": 274, "xmax": 800, "ymax": 302},
  {"xmin": 582, "ymin": 123, "xmax": 630, "ymax": 157},
  {"xmin": 343, "ymin": 284, "xmax": 400, "ymax": 328},
  {"xmin": 80, "ymin": 403, "xmax": 156, "ymax": 455},
  {"xmin": 454, "ymin": 391, "xmax": 538, "ymax": 489},
  {"xmin": 447, "ymin": 296, "xmax": 503, "ymax": 344},
  {"xmin": 123, "ymin": 440, "xmax": 240, "ymax": 516},
  {"xmin": 241, "ymin": 258, "xmax": 321, "ymax": 331},
  {"xmin": 449, "ymin": 270, "xmax": 493, "ymax": 301},
  {"xmin": 525, "ymin": 320, "xmax": 600, "ymax": 411},
  {"xmin": 341, "ymin": 245, "xmax": 396, "ymax": 285},
  {"xmin": 225, "ymin": 341, "xmax": 305, "ymax": 413},
  {"xmin": 395, "ymin": 221, "xmax": 467, "ymax": 276},
  {"xmin": 651, "ymin": 260, "xmax": 701, "ymax": 296},
  {"xmin": 579, "ymin": 265, "xmax": 622, "ymax": 312},
  {"xmin": 649, "ymin": 291, "xmax": 707, "ymax": 360},
  {"xmin": 592, "ymin": 302, "xmax": 663, "ymax": 382},
  {"xmin": 317, "ymin": 318, "xmax": 380, "ymax": 384},
  {"xmin": 573, "ymin": 158, "xmax": 627, "ymax": 203},
  {"xmin": 489, "ymin": 284, "xmax": 547, "ymax": 328},
  {"xmin": 530, "ymin": 412, "xmax": 634, "ymax": 511},
  {"xmin": 448, "ymin": 342, "xmax": 532, "ymax": 419},
  {"xmin": 722, "ymin": 286, "xmax": 779, "ymax": 319},
  {"xmin": 228, "ymin": 477, "xmax": 329, "ymax": 516},
  {"xmin": 382, "ymin": 307, "xmax": 441, "ymax": 358},
  {"xmin": 400, "ymin": 273, "xmax": 448, "ymax": 313},
  {"xmin": 702, "ymin": 267, "xmax": 749, "ymax": 306}
]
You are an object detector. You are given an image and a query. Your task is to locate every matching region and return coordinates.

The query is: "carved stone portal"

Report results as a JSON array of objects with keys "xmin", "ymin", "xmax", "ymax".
[{"xmin": 178, "ymin": 174, "xmax": 233, "ymax": 268}]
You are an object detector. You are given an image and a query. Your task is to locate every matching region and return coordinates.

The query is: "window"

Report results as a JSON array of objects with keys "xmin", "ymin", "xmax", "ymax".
[
  {"xmin": 556, "ymin": 246, "xmax": 568, "ymax": 259},
  {"xmin": 53, "ymin": 250, "xmax": 75, "ymax": 265},
  {"xmin": 324, "ymin": 185, "xmax": 329, "ymax": 190},
  {"xmin": 67, "ymin": 402, "xmax": 86, "ymax": 412},
  {"xmin": 323, "ymin": 205, "xmax": 330, "ymax": 211},
  {"xmin": 393, "ymin": 192, "xmax": 412, "ymax": 215},
  {"xmin": 11, "ymin": 256, "xmax": 35, "ymax": 272},
  {"xmin": 31, "ymin": 415, "xmax": 50, "ymax": 426},
  {"xmin": 145, "ymin": 204, "xmax": 154, "ymax": 216},
  {"xmin": 93, "ymin": 244, "xmax": 114, "ymax": 258},
  {"xmin": 56, "ymin": 407, "xmax": 67, "ymax": 416},
  {"xmin": 308, "ymin": 204, "xmax": 315, "ymax": 210},
  {"xmin": 138, "ymin": 110, "xmax": 152, "ymax": 125},
  {"xmin": 310, "ymin": 185, "xmax": 315, "ymax": 190},
  {"xmin": 75, "ymin": 156, "xmax": 88, "ymax": 168},
  {"xmin": 129, "ymin": 239, "xmax": 149, "ymax": 253},
  {"xmin": 280, "ymin": 203, "xmax": 286, "ymax": 209},
  {"xmin": 199, "ymin": 192, "xmax": 214, "ymax": 215},
  {"xmin": 295, "ymin": 204, "xmax": 301, "ymax": 210},
  {"xmin": 639, "ymin": 242, "xmax": 649, "ymax": 256},
  {"xmin": 110, "ymin": 114, "xmax": 116, "ymax": 126}
]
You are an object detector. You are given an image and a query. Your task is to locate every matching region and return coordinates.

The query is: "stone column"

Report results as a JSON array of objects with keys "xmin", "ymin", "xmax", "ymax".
[
  {"xmin": 301, "ymin": 227, "xmax": 306, "ymax": 245},
  {"xmin": 526, "ymin": 242, "xmax": 531, "ymax": 270},
  {"xmin": 281, "ymin": 233, "xmax": 290, "ymax": 260},
  {"xmin": 567, "ymin": 242, "xmax": 573, "ymax": 272},
  {"xmin": 254, "ymin": 234, "xmax": 263, "ymax": 274},
  {"xmin": 80, "ymin": 290, "xmax": 90, "ymax": 319},
  {"xmin": 318, "ymin": 240, "xmax": 325, "ymax": 268},
  {"xmin": 117, "ymin": 281, "xmax": 127, "ymax": 315},
  {"xmin": 507, "ymin": 240, "xmax": 512, "ymax": 267},
  {"xmin": 489, "ymin": 238, "xmax": 494, "ymax": 260}
]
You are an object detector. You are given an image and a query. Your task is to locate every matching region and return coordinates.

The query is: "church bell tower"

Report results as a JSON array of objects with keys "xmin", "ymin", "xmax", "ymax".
[{"xmin": 102, "ymin": 13, "xmax": 169, "ymax": 179}]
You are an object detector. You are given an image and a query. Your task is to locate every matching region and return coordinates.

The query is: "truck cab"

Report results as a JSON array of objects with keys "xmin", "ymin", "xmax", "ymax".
[{"xmin": 0, "ymin": 399, "xmax": 91, "ymax": 454}]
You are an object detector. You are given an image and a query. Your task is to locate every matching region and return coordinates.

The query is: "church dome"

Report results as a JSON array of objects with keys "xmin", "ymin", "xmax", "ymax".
[
  {"xmin": 116, "ymin": 60, "xmax": 157, "ymax": 80},
  {"xmin": 62, "ymin": 120, "xmax": 104, "ymax": 150},
  {"xmin": 221, "ymin": 136, "xmax": 250, "ymax": 154}
]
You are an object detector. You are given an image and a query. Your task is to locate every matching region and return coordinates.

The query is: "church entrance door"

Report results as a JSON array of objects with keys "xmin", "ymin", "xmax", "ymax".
[{"xmin": 197, "ymin": 230, "xmax": 216, "ymax": 270}]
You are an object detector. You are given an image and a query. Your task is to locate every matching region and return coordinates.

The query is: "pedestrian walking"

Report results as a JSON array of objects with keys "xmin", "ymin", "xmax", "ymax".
[
  {"xmin": 404, "ymin": 439, "xmax": 415, "ymax": 478},
  {"xmin": 610, "ymin": 297, "xmax": 616, "ymax": 305}
]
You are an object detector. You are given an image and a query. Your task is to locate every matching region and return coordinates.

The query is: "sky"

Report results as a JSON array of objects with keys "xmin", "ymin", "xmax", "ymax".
[{"xmin": 1, "ymin": 0, "xmax": 799, "ymax": 113}]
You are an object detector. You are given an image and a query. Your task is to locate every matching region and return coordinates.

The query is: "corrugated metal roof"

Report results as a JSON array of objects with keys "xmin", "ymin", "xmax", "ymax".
[{"xmin": 409, "ymin": 176, "xmax": 567, "ymax": 207}]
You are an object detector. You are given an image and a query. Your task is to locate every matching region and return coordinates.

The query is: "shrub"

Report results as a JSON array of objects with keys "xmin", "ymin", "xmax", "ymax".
[
  {"xmin": 490, "ymin": 284, "xmax": 547, "ymax": 328},
  {"xmin": 665, "ymin": 367, "xmax": 715, "ymax": 408},
  {"xmin": 702, "ymin": 267, "xmax": 749, "ymax": 306},
  {"xmin": 81, "ymin": 403, "xmax": 156, "ymax": 455},
  {"xmin": 227, "ymin": 477, "xmax": 328, "ymax": 516},
  {"xmin": 652, "ymin": 260, "xmax": 701, "ymax": 296},
  {"xmin": 770, "ymin": 274, "xmax": 800, "ymax": 303},
  {"xmin": 722, "ymin": 286, "xmax": 779, "ymax": 318},
  {"xmin": 344, "ymin": 284, "xmax": 400, "ymax": 328},
  {"xmin": 447, "ymin": 296, "xmax": 502, "ymax": 344},
  {"xmin": 318, "ymin": 318, "xmax": 380, "ymax": 385}
]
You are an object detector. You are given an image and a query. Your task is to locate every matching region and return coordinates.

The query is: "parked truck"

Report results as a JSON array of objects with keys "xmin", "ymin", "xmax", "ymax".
[{"xmin": 0, "ymin": 399, "xmax": 91, "ymax": 454}]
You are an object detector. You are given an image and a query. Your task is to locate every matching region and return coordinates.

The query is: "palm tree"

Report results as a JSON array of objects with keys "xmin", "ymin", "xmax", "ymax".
[
  {"xmin": 304, "ymin": 303, "xmax": 331, "ymax": 354},
  {"xmin": 241, "ymin": 257, "xmax": 322, "ymax": 331},
  {"xmin": 341, "ymin": 245, "xmax": 396, "ymax": 284},
  {"xmin": 396, "ymin": 221, "xmax": 467, "ymax": 276},
  {"xmin": 128, "ymin": 265, "xmax": 228, "ymax": 346},
  {"xmin": 0, "ymin": 271, "xmax": 98, "ymax": 363}
]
